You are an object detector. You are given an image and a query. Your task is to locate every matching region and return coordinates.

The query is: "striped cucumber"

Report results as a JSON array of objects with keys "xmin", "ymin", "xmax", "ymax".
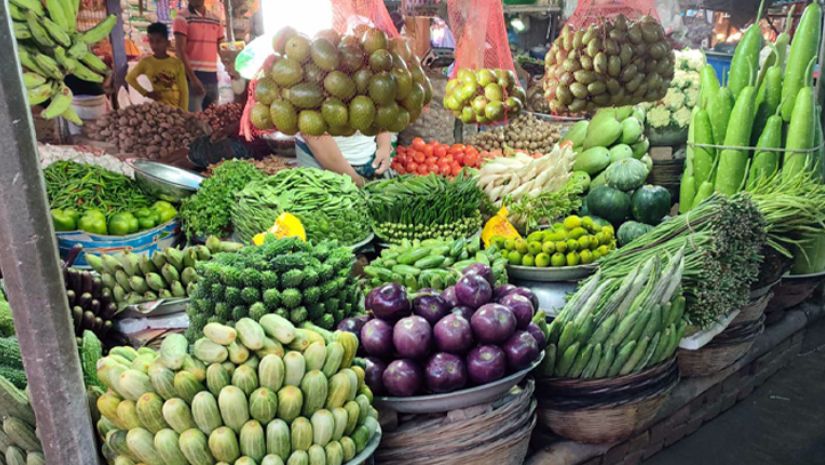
[
  {"xmin": 208, "ymin": 426, "xmax": 240, "ymax": 463},
  {"xmin": 580, "ymin": 343, "xmax": 603, "ymax": 379},
  {"xmin": 619, "ymin": 336, "xmax": 649, "ymax": 376},
  {"xmin": 607, "ymin": 340, "xmax": 637, "ymax": 377},
  {"xmin": 593, "ymin": 345, "xmax": 616, "ymax": 378},
  {"xmin": 554, "ymin": 342, "xmax": 580, "ymax": 377},
  {"xmin": 567, "ymin": 343, "xmax": 594, "ymax": 378}
]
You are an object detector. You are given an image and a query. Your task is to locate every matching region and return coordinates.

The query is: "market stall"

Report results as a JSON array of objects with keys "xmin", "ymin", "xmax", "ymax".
[{"xmin": 4, "ymin": 1, "xmax": 825, "ymax": 465}]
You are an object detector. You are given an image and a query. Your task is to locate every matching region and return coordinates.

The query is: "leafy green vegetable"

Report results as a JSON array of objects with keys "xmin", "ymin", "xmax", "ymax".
[
  {"xmin": 505, "ymin": 178, "xmax": 583, "ymax": 233},
  {"xmin": 180, "ymin": 160, "xmax": 265, "ymax": 239},
  {"xmin": 231, "ymin": 168, "xmax": 371, "ymax": 245}
]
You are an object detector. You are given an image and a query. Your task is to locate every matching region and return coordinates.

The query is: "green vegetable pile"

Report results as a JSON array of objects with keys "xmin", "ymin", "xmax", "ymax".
[
  {"xmin": 365, "ymin": 173, "xmax": 488, "ymax": 244},
  {"xmin": 0, "ymin": 292, "xmax": 24, "ymax": 388},
  {"xmin": 44, "ymin": 161, "xmax": 176, "ymax": 236},
  {"xmin": 540, "ymin": 252, "xmax": 686, "ymax": 379},
  {"xmin": 86, "ymin": 238, "xmax": 241, "ymax": 308},
  {"xmin": 232, "ymin": 168, "xmax": 371, "ymax": 246},
  {"xmin": 364, "ymin": 236, "xmax": 507, "ymax": 292},
  {"xmin": 598, "ymin": 193, "xmax": 766, "ymax": 329},
  {"xmin": 181, "ymin": 160, "xmax": 266, "ymax": 240},
  {"xmin": 187, "ymin": 237, "xmax": 362, "ymax": 339}
]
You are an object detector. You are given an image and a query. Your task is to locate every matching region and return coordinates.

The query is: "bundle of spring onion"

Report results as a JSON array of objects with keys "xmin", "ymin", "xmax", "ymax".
[
  {"xmin": 541, "ymin": 251, "xmax": 686, "ymax": 378},
  {"xmin": 599, "ymin": 193, "xmax": 766, "ymax": 328},
  {"xmin": 748, "ymin": 172, "xmax": 825, "ymax": 261},
  {"xmin": 364, "ymin": 173, "xmax": 489, "ymax": 244}
]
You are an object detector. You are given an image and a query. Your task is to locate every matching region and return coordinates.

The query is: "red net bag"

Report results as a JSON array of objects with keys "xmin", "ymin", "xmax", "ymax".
[
  {"xmin": 542, "ymin": 0, "xmax": 672, "ymax": 115},
  {"xmin": 330, "ymin": 0, "xmax": 399, "ymax": 37},
  {"xmin": 447, "ymin": 0, "xmax": 516, "ymax": 75},
  {"xmin": 567, "ymin": 0, "xmax": 659, "ymax": 28}
]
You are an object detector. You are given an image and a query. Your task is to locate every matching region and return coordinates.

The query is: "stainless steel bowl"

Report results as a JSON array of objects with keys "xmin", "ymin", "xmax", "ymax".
[
  {"xmin": 374, "ymin": 351, "xmax": 544, "ymax": 414},
  {"xmin": 129, "ymin": 159, "xmax": 203, "ymax": 202}
]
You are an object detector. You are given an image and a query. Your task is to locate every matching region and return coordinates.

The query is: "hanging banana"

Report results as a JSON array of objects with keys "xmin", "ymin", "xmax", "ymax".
[
  {"xmin": 13, "ymin": 22, "xmax": 31, "ymax": 39},
  {"xmin": 41, "ymin": 83, "xmax": 72, "ymax": 119},
  {"xmin": 9, "ymin": 0, "xmax": 44, "ymax": 17},
  {"xmin": 9, "ymin": 3, "xmax": 27, "ymax": 21},
  {"xmin": 22, "ymin": 72, "xmax": 46, "ymax": 89},
  {"xmin": 42, "ymin": 16, "xmax": 72, "ymax": 47},
  {"xmin": 80, "ymin": 15, "xmax": 117, "ymax": 44},
  {"xmin": 27, "ymin": 82, "xmax": 57, "ymax": 106},
  {"xmin": 61, "ymin": 105, "xmax": 83, "ymax": 125}
]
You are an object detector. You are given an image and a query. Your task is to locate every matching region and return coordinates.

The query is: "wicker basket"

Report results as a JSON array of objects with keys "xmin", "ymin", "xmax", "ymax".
[
  {"xmin": 732, "ymin": 292, "xmax": 773, "ymax": 326},
  {"xmin": 678, "ymin": 320, "xmax": 764, "ymax": 378},
  {"xmin": 375, "ymin": 381, "xmax": 536, "ymax": 465},
  {"xmin": 648, "ymin": 158, "xmax": 685, "ymax": 201},
  {"xmin": 767, "ymin": 273, "xmax": 825, "ymax": 313},
  {"xmin": 535, "ymin": 360, "xmax": 678, "ymax": 443}
]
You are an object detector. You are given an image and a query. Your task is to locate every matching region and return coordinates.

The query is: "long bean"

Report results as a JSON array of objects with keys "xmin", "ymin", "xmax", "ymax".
[{"xmin": 43, "ymin": 160, "xmax": 151, "ymax": 214}]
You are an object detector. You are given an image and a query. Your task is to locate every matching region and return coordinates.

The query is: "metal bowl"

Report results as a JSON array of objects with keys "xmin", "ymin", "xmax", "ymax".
[
  {"xmin": 128, "ymin": 159, "xmax": 204, "ymax": 202},
  {"xmin": 374, "ymin": 351, "xmax": 544, "ymax": 414},
  {"xmin": 507, "ymin": 263, "xmax": 598, "ymax": 282},
  {"xmin": 345, "ymin": 427, "xmax": 382, "ymax": 464}
]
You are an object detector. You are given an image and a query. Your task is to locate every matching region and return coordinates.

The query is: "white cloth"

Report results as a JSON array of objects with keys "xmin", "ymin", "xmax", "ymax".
[{"xmin": 297, "ymin": 132, "xmax": 376, "ymax": 166}]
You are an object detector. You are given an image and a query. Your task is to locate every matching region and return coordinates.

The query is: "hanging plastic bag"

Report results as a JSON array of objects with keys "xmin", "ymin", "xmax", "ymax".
[
  {"xmin": 567, "ymin": 0, "xmax": 659, "ymax": 28},
  {"xmin": 447, "ymin": 0, "xmax": 516, "ymax": 75}
]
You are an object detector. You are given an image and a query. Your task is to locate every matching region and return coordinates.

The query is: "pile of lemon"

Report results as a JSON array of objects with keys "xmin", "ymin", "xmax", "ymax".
[{"xmin": 490, "ymin": 216, "xmax": 616, "ymax": 268}]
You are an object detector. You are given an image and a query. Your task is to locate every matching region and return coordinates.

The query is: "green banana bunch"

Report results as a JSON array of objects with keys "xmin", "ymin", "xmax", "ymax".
[{"xmin": 14, "ymin": 0, "xmax": 116, "ymax": 121}]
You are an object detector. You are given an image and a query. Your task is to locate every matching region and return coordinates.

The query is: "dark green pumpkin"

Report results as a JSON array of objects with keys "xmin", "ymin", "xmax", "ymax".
[
  {"xmin": 617, "ymin": 221, "xmax": 654, "ymax": 246},
  {"xmin": 586, "ymin": 185, "xmax": 631, "ymax": 226},
  {"xmin": 631, "ymin": 184, "xmax": 672, "ymax": 225}
]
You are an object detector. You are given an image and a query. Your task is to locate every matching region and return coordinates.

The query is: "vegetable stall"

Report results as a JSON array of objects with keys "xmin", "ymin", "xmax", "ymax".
[{"xmin": 2, "ymin": 1, "xmax": 825, "ymax": 465}]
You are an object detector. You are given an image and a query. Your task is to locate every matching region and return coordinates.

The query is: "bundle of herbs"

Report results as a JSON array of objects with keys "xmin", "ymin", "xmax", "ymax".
[{"xmin": 599, "ymin": 193, "xmax": 766, "ymax": 329}]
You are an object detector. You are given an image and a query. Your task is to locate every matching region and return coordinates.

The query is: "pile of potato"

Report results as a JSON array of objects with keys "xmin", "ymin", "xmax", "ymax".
[
  {"xmin": 468, "ymin": 113, "xmax": 563, "ymax": 153},
  {"xmin": 543, "ymin": 15, "xmax": 674, "ymax": 115},
  {"xmin": 94, "ymin": 102, "xmax": 208, "ymax": 159}
]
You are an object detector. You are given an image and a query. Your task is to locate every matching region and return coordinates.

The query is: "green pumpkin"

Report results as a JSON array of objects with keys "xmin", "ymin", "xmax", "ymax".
[
  {"xmin": 617, "ymin": 221, "xmax": 654, "ymax": 246},
  {"xmin": 631, "ymin": 185, "xmax": 672, "ymax": 225},
  {"xmin": 586, "ymin": 185, "xmax": 631, "ymax": 226},
  {"xmin": 604, "ymin": 158, "xmax": 649, "ymax": 191}
]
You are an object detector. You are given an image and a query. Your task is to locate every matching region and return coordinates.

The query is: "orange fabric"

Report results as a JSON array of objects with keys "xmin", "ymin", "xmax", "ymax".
[
  {"xmin": 447, "ymin": 0, "xmax": 515, "ymax": 76},
  {"xmin": 173, "ymin": 9, "xmax": 224, "ymax": 72}
]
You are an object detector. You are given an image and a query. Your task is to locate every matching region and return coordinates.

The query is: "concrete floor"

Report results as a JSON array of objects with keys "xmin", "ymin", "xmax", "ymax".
[{"xmin": 644, "ymin": 318, "xmax": 825, "ymax": 465}]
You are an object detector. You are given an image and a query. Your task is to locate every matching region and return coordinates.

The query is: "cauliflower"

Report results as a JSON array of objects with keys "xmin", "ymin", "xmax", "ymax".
[
  {"xmin": 675, "ymin": 48, "xmax": 706, "ymax": 72},
  {"xmin": 673, "ymin": 107, "xmax": 693, "ymax": 128},
  {"xmin": 647, "ymin": 106, "xmax": 672, "ymax": 129},
  {"xmin": 663, "ymin": 88, "xmax": 686, "ymax": 111},
  {"xmin": 684, "ymin": 87, "xmax": 699, "ymax": 108}
]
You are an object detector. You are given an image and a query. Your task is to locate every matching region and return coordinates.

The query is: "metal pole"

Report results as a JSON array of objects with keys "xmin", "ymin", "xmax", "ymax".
[
  {"xmin": 107, "ymin": 0, "xmax": 127, "ymax": 105},
  {"xmin": 0, "ymin": 4, "xmax": 101, "ymax": 465}
]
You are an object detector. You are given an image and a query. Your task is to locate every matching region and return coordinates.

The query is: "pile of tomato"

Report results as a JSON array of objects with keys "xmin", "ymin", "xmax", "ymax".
[{"xmin": 392, "ymin": 138, "xmax": 483, "ymax": 176}]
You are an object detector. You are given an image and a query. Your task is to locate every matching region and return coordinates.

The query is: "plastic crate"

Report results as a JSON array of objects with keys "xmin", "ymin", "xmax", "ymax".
[{"xmin": 705, "ymin": 51, "xmax": 733, "ymax": 86}]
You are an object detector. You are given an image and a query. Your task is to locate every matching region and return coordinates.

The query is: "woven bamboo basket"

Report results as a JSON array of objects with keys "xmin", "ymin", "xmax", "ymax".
[
  {"xmin": 648, "ymin": 158, "xmax": 685, "ymax": 200},
  {"xmin": 535, "ymin": 360, "xmax": 678, "ymax": 443},
  {"xmin": 767, "ymin": 273, "xmax": 825, "ymax": 313},
  {"xmin": 375, "ymin": 381, "xmax": 536, "ymax": 465},
  {"xmin": 678, "ymin": 319, "xmax": 764, "ymax": 378},
  {"xmin": 732, "ymin": 292, "xmax": 773, "ymax": 326}
]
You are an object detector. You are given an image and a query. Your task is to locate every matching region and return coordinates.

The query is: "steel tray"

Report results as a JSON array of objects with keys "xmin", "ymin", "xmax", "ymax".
[
  {"xmin": 507, "ymin": 263, "xmax": 598, "ymax": 282},
  {"xmin": 346, "ymin": 427, "xmax": 382, "ymax": 464},
  {"xmin": 374, "ymin": 351, "xmax": 544, "ymax": 414}
]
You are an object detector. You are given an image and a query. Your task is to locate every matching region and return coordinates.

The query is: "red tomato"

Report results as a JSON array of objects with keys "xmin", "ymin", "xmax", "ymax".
[
  {"xmin": 407, "ymin": 161, "xmax": 419, "ymax": 172},
  {"xmin": 453, "ymin": 151, "xmax": 465, "ymax": 164},
  {"xmin": 450, "ymin": 163, "xmax": 462, "ymax": 176},
  {"xmin": 423, "ymin": 144, "xmax": 434, "ymax": 158},
  {"xmin": 434, "ymin": 145, "xmax": 447, "ymax": 158},
  {"xmin": 442, "ymin": 153, "xmax": 455, "ymax": 164},
  {"xmin": 395, "ymin": 164, "xmax": 406, "ymax": 174},
  {"xmin": 464, "ymin": 152, "xmax": 479, "ymax": 167},
  {"xmin": 413, "ymin": 151, "xmax": 426, "ymax": 163},
  {"xmin": 412, "ymin": 138, "xmax": 426, "ymax": 151},
  {"xmin": 466, "ymin": 146, "xmax": 479, "ymax": 157},
  {"xmin": 417, "ymin": 165, "xmax": 429, "ymax": 175}
]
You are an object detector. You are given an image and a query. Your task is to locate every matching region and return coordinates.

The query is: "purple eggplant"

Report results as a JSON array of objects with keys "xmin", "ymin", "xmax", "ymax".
[
  {"xmin": 392, "ymin": 316, "xmax": 432, "ymax": 359},
  {"xmin": 425, "ymin": 353, "xmax": 468, "ymax": 393},
  {"xmin": 462, "ymin": 263, "xmax": 494, "ymax": 286},
  {"xmin": 502, "ymin": 287, "xmax": 539, "ymax": 310},
  {"xmin": 413, "ymin": 294, "xmax": 450, "ymax": 325},
  {"xmin": 470, "ymin": 303, "xmax": 517, "ymax": 344},
  {"xmin": 526, "ymin": 322, "xmax": 546, "ymax": 348},
  {"xmin": 441, "ymin": 286, "xmax": 460, "ymax": 307},
  {"xmin": 493, "ymin": 284, "xmax": 517, "ymax": 301},
  {"xmin": 454, "ymin": 273, "xmax": 493, "ymax": 309},
  {"xmin": 502, "ymin": 330, "xmax": 540, "ymax": 371},
  {"xmin": 364, "ymin": 356, "xmax": 388, "ymax": 395},
  {"xmin": 499, "ymin": 293, "xmax": 535, "ymax": 329},
  {"xmin": 360, "ymin": 318, "xmax": 394, "ymax": 357},
  {"xmin": 433, "ymin": 313, "xmax": 474, "ymax": 354},
  {"xmin": 451, "ymin": 306, "xmax": 474, "ymax": 321},
  {"xmin": 383, "ymin": 359, "xmax": 423, "ymax": 397},
  {"xmin": 365, "ymin": 283, "xmax": 411, "ymax": 321},
  {"xmin": 337, "ymin": 315, "xmax": 369, "ymax": 335},
  {"xmin": 466, "ymin": 345, "xmax": 507, "ymax": 385}
]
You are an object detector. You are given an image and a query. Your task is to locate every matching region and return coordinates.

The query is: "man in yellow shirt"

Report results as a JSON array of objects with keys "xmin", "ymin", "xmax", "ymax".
[{"xmin": 126, "ymin": 23, "xmax": 189, "ymax": 110}]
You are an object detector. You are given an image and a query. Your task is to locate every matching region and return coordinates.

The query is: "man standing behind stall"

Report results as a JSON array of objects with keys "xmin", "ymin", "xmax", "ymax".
[{"xmin": 173, "ymin": 0, "xmax": 223, "ymax": 111}]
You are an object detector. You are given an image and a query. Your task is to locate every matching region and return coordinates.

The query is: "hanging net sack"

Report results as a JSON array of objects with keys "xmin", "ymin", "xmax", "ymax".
[
  {"xmin": 447, "ymin": 0, "xmax": 516, "ymax": 75},
  {"xmin": 542, "ymin": 0, "xmax": 673, "ymax": 115}
]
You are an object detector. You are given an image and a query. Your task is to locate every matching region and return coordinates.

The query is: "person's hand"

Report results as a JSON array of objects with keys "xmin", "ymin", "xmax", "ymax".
[
  {"xmin": 191, "ymin": 77, "xmax": 205, "ymax": 95},
  {"xmin": 146, "ymin": 91, "xmax": 161, "ymax": 100},
  {"xmin": 373, "ymin": 144, "xmax": 393, "ymax": 175},
  {"xmin": 352, "ymin": 173, "xmax": 366, "ymax": 187}
]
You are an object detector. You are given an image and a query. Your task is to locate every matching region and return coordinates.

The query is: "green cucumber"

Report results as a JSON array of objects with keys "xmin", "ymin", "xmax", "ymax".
[
  {"xmin": 414, "ymin": 256, "xmax": 446, "ymax": 269},
  {"xmin": 635, "ymin": 333, "xmax": 661, "ymax": 372},
  {"xmin": 619, "ymin": 336, "xmax": 649, "ymax": 376},
  {"xmin": 391, "ymin": 265, "xmax": 421, "ymax": 276},
  {"xmin": 580, "ymin": 343, "xmax": 603, "ymax": 379},
  {"xmin": 593, "ymin": 345, "xmax": 615, "ymax": 378},
  {"xmin": 607, "ymin": 340, "xmax": 636, "ymax": 377},
  {"xmin": 397, "ymin": 248, "xmax": 430, "ymax": 265},
  {"xmin": 567, "ymin": 344, "xmax": 594, "ymax": 378},
  {"xmin": 554, "ymin": 342, "xmax": 580, "ymax": 377}
]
